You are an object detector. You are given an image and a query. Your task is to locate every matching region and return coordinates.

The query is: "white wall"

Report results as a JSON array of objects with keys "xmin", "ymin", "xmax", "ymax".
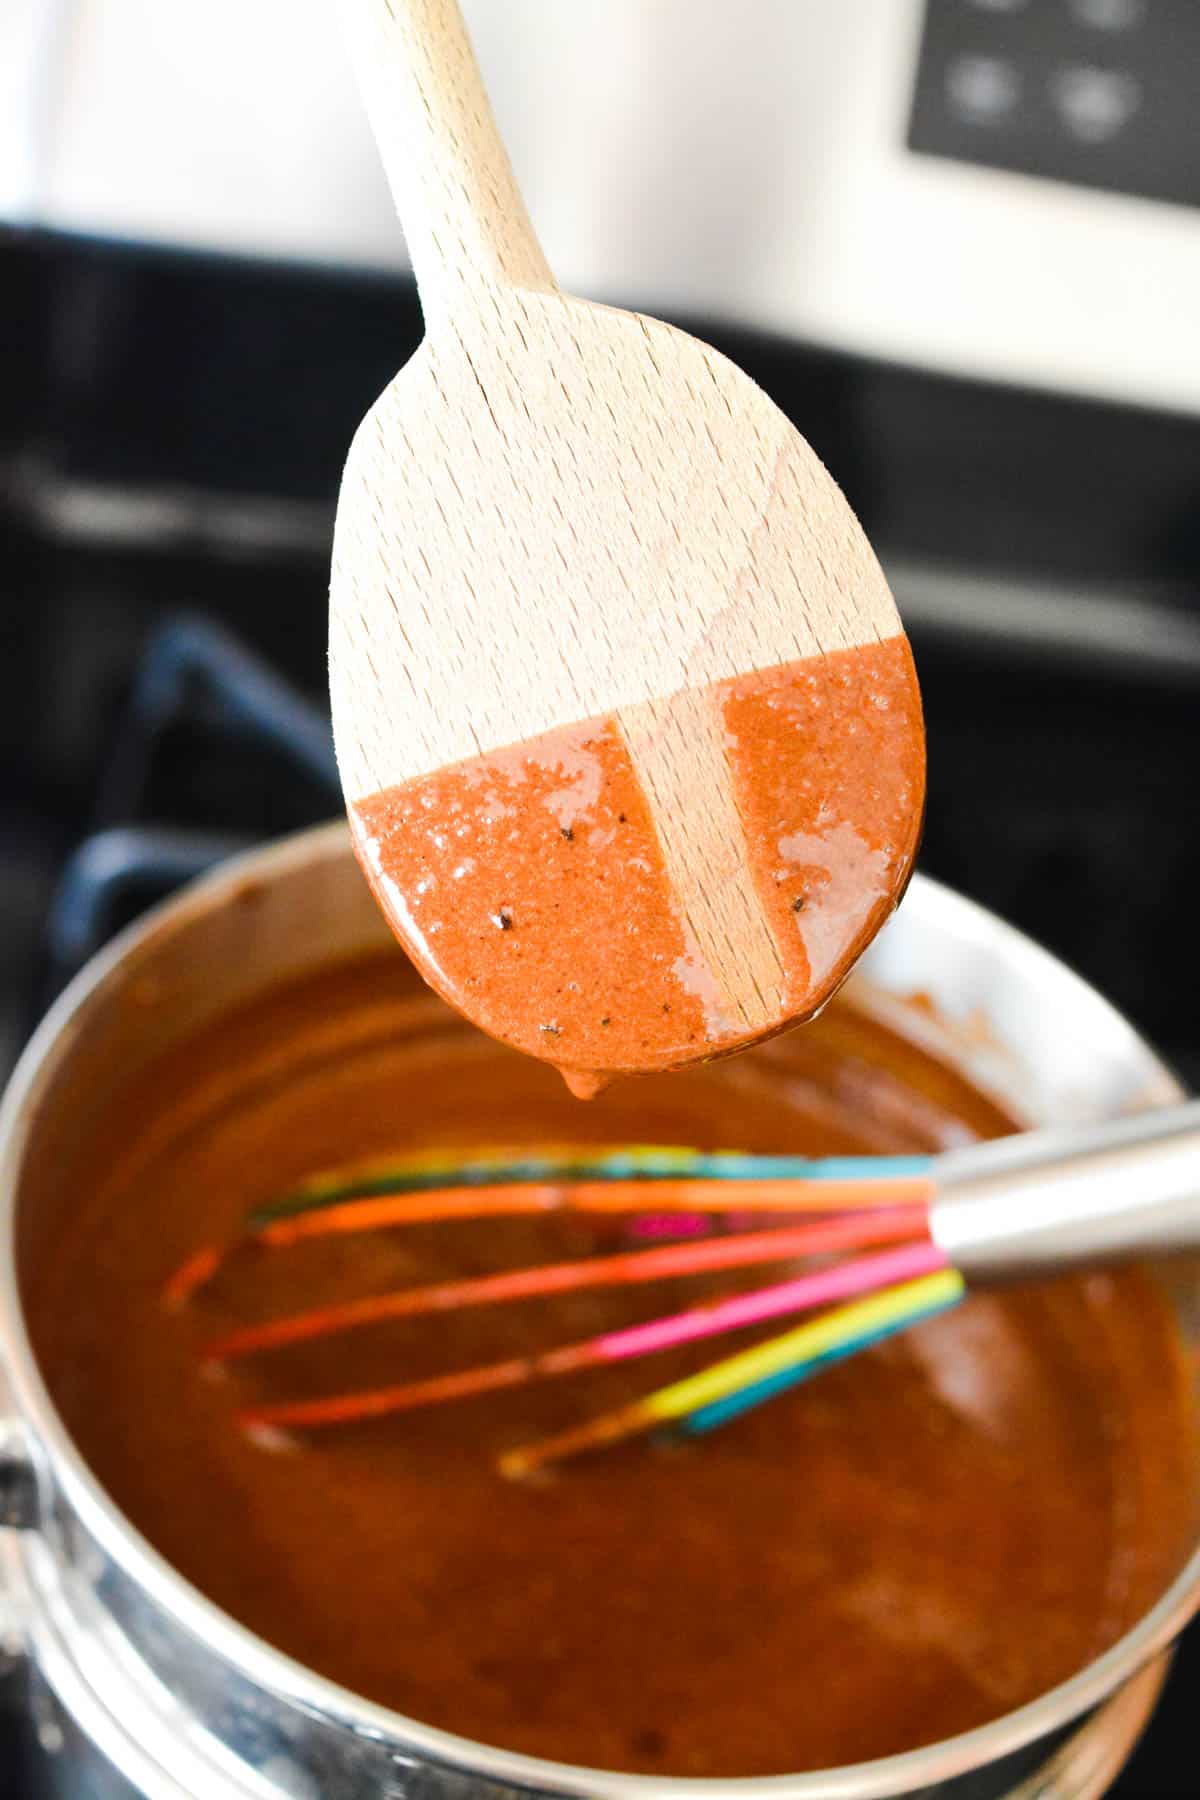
[{"xmin": 4, "ymin": 0, "xmax": 1197, "ymax": 414}]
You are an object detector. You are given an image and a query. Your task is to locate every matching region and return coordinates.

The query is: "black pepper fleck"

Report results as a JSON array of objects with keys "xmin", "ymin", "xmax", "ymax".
[
  {"xmin": 494, "ymin": 910, "xmax": 513, "ymax": 930},
  {"xmin": 600, "ymin": 1016, "xmax": 611, "ymax": 1027},
  {"xmin": 540, "ymin": 1023, "xmax": 561, "ymax": 1036},
  {"xmin": 560, "ymin": 825, "xmax": 575, "ymax": 842},
  {"xmin": 792, "ymin": 896, "xmax": 807, "ymax": 913},
  {"xmin": 631, "ymin": 1728, "xmax": 667, "ymax": 1759}
]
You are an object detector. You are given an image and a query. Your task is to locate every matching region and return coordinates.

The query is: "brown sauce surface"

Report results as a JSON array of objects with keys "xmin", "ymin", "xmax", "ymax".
[
  {"xmin": 27, "ymin": 952, "xmax": 1197, "ymax": 1777},
  {"xmin": 350, "ymin": 638, "xmax": 923, "ymax": 1091}
]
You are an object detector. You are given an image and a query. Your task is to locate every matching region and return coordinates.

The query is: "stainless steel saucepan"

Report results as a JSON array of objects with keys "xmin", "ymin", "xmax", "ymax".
[{"xmin": 0, "ymin": 823, "xmax": 1195, "ymax": 1799}]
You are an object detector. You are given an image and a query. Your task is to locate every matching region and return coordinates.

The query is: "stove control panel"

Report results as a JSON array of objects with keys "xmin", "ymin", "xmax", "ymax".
[{"xmin": 910, "ymin": 0, "xmax": 1197, "ymax": 210}]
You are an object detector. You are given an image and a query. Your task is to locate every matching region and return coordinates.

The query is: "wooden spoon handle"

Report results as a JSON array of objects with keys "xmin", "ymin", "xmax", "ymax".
[{"xmin": 343, "ymin": 0, "xmax": 556, "ymax": 321}]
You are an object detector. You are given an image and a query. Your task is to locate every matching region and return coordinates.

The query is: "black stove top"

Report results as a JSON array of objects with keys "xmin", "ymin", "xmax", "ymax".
[{"xmin": 0, "ymin": 228, "xmax": 1196, "ymax": 1795}]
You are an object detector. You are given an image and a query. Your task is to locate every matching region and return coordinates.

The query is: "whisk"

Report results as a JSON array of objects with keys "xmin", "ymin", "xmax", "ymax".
[{"xmin": 166, "ymin": 1101, "xmax": 1200, "ymax": 1479}]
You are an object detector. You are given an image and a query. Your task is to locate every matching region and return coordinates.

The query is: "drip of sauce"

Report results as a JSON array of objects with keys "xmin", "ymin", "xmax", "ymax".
[
  {"xmin": 27, "ymin": 954, "xmax": 1198, "ymax": 1778},
  {"xmin": 349, "ymin": 638, "xmax": 923, "ymax": 1093}
]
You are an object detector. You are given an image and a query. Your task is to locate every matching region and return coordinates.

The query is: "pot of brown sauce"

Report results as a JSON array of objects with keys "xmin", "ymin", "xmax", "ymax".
[{"xmin": 0, "ymin": 823, "xmax": 1196, "ymax": 1800}]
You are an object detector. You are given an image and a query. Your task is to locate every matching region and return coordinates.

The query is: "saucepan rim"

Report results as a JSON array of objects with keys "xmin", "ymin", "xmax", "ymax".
[{"xmin": 0, "ymin": 823, "xmax": 1194, "ymax": 1800}]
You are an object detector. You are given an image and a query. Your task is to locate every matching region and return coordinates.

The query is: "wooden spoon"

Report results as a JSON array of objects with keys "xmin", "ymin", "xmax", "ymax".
[{"xmin": 330, "ymin": 0, "xmax": 925, "ymax": 1097}]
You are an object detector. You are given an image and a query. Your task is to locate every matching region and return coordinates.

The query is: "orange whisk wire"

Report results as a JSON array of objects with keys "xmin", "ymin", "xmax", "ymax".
[
  {"xmin": 163, "ymin": 1174, "xmax": 934, "ymax": 1306},
  {"xmin": 255, "ymin": 1176, "xmax": 934, "ymax": 1246},
  {"xmin": 205, "ymin": 1205, "xmax": 931, "ymax": 1362}
]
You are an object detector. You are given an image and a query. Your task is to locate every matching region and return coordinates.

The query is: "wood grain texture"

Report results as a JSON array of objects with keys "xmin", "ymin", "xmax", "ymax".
[
  {"xmin": 330, "ymin": 292, "xmax": 901, "ymax": 794},
  {"xmin": 343, "ymin": 0, "xmax": 554, "ymax": 316},
  {"xmin": 330, "ymin": 0, "xmax": 918, "ymax": 1066},
  {"xmin": 619, "ymin": 686, "xmax": 787, "ymax": 1036}
]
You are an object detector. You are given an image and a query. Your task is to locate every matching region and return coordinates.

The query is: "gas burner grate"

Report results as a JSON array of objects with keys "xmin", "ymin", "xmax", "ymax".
[{"xmin": 36, "ymin": 612, "xmax": 338, "ymax": 1011}]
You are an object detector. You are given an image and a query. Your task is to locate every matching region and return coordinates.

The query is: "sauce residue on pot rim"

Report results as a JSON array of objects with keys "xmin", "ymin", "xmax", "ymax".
[
  {"xmin": 26, "ymin": 952, "xmax": 1199, "ymax": 1778},
  {"xmin": 349, "ymin": 637, "xmax": 924, "ymax": 1093}
]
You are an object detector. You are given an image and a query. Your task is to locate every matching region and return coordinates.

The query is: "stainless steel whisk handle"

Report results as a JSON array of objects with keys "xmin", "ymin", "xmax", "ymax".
[{"xmin": 928, "ymin": 1099, "xmax": 1200, "ymax": 1279}]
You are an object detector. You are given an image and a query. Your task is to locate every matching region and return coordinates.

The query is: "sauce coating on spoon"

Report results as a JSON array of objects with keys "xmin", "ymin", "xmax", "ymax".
[{"xmin": 349, "ymin": 638, "xmax": 923, "ymax": 1091}]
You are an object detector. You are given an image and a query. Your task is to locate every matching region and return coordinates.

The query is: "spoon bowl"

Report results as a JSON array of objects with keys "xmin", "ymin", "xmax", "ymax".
[{"xmin": 329, "ymin": 0, "xmax": 925, "ymax": 1092}]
